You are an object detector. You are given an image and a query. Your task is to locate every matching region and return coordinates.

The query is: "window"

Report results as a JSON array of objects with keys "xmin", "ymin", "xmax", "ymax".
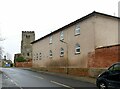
[
  {"xmin": 108, "ymin": 66, "xmax": 114, "ymax": 71},
  {"xmin": 36, "ymin": 53, "xmax": 38, "ymax": 60},
  {"xmin": 49, "ymin": 50, "xmax": 52, "ymax": 57},
  {"xmin": 26, "ymin": 35, "xmax": 30, "ymax": 38},
  {"xmin": 27, "ymin": 53, "xmax": 29, "ymax": 56},
  {"xmin": 49, "ymin": 36, "xmax": 52, "ymax": 44},
  {"xmin": 108, "ymin": 64, "xmax": 120, "ymax": 71},
  {"xmin": 60, "ymin": 31, "xmax": 64, "ymax": 40},
  {"xmin": 113, "ymin": 64, "xmax": 120, "ymax": 71},
  {"xmin": 60, "ymin": 48, "xmax": 64, "ymax": 57},
  {"xmin": 39, "ymin": 53, "xmax": 42, "ymax": 60},
  {"xmin": 75, "ymin": 43, "xmax": 80, "ymax": 54},
  {"xmin": 75, "ymin": 25, "xmax": 80, "ymax": 35}
]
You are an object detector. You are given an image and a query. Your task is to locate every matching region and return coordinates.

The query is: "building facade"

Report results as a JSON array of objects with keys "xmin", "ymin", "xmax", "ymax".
[
  {"xmin": 21, "ymin": 31, "xmax": 35, "ymax": 60},
  {"xmin": 31, "ymin": 11, "xmax": 119, "ymax": 70}
]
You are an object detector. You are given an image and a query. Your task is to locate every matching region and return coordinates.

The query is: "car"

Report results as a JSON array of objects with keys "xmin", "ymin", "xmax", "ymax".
[{"xmin": 96, "ymin": 62, "xmax": 120, "ymax": 89}]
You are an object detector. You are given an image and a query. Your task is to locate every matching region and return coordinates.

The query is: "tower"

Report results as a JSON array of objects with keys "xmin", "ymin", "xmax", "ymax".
[{"xmin": 21, "ymin": 31, "xmax": 35, "ymax": 60}]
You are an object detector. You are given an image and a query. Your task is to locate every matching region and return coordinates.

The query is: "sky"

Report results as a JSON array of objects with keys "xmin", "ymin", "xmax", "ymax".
[{"xmin": 0, "ymin": 0, "xmax": 119, "ymax": 62}]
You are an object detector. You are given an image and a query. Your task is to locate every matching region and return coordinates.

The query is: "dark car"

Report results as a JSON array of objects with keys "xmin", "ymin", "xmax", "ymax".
[{"xmin": 96, "ymin": 62, "xmax": 120, "ymax": 89}]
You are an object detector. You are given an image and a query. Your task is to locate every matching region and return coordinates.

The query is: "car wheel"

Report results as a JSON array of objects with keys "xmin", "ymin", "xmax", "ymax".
[{"xmin": 99, "ymin": 82, "xmax": 107, "ymax": 89}]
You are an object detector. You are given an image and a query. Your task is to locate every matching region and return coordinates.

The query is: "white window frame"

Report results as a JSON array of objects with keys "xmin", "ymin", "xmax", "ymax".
[
  {"xmin": 75, "ymin": 25, "xmax": 80, "ymax": 35},
  {"xmin": 60, "ymin": 31, "xmax": 64, "ymax": 40},
  {"xmin": 60, "ymin": 48, "xmax": 64, "ymax": 57},
  {"xmin": 49, "ymin": 36, "xmax": 52, "ymax": 44},
  {"xmin": 75, "ymin": 43, "xmax": 80, "ymax": 54},
  {"xmin": 49, "ymin": 50, "xmax": 52, "ymax": 57}
]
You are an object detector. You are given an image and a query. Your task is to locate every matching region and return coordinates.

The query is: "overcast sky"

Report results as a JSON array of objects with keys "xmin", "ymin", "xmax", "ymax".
[{"xmin": 0, "ymin": 0, "xmax": 119, "ymax": 62}]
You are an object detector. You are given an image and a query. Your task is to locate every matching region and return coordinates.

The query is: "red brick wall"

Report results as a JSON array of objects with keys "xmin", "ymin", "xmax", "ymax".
[
  {"xmin": 15, "ymin": 62, "xmax": 32, "ymax": 67},
  {"xmin": 68, "ymin": 68, "xmax": 89, "ymax": 76},
  {"xmin": 88, "ymin": 45, "xmax": 119, "ymax": 68}
]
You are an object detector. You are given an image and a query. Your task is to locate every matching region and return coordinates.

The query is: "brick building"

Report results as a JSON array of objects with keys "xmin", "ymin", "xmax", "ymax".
[{"xmin": 31, "ymin": 11, "xmax": 120, "ymax": 76}]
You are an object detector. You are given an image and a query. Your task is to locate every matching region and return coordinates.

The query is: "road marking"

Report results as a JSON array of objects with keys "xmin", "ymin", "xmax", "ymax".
[
  {"xmin": 10, "ymin": 79, "xmax": 23, "ymax": 89},
  {"xmin": 32, "ymin": 75, "xmax": 44, "ymax": 79},
  {"xmin": 50, "ymin": 80, "xmax": 74, "ymax": 89},
  {"xmin": 4, "ymin": 74, "xmax": 23, "ymax": 89}
]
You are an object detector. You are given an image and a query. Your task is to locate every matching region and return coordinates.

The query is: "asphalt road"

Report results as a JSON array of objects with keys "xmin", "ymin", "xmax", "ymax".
[{"xmin": 0, "ymin": 68, "xmax": 97, "ymax": 89}]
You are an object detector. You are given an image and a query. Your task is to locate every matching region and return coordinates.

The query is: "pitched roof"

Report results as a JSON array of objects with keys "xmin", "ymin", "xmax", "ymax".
[{"xmin": 31, "ymin": 11, "xmax": 120, "ymax": 44}]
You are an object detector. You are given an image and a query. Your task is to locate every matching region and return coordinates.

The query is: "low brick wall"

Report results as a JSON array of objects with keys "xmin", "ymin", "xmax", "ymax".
[
  {"xmin": 32, "ymin": 67, "xmax": 107, "ymax": 77},
  {"xmin": 88, "ymin": 68, "xmax": 107, "ymax": 78},
  {"xmin": 32, "ymin": 67, "xmax": 89, "ymax": 76},
  {"xmin": 88, "ymin": 45, "xmax": 119, "ymax": 68},
  {"xmin": 15, "ymin": 62, "xmax": 32, "ymax": 68},
  {"xmin": 47, "ymin": 67, "xmax": 66, "ymax": 74},
  {"xmin": 68, "ymin": 68, "xmax": 89, "ymax": 76}
]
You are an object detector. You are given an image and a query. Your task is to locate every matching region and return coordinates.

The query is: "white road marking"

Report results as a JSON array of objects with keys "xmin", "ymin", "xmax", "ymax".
[
  {"xmin": 10, "ymin": 79, "xmax": 23, "ymax": 89},
  {"xmin": 4, "ymin": 74, "xmax": 23, "ymax": 89},
  {"xmin": 32, "ymin": 75, "xmax": 44, "ymax": 79},
  {"xmin": 50, "ymin": 80, "xmax": 74, "ymax": 89},
  {"xmin": 10, "ymin": 79, "xmax": 14, "ymax": 83}
]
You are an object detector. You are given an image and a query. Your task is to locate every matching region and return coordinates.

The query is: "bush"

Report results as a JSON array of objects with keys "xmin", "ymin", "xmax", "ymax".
[{"xmin": 15, "ymin": 57, "xmax": 26, "ymax": 62}]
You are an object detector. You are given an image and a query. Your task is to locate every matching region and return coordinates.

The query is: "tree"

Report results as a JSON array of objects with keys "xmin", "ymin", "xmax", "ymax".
[
  {"xmin": 15, "ymin": 57, "xmax": 26, "ymax": 62},
  {"xmin": 0, "ymin": 47, "xmax": 3, "ymax": 59},
  {"xmin": 0, "ymin": 31, "xmax": 5, "ymax": 59}
]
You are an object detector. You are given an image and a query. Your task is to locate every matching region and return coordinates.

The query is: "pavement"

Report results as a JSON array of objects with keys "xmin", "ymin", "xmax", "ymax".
[{"xmin": 22, "ymin": 68, "xmax": 96, "ymax": 84}]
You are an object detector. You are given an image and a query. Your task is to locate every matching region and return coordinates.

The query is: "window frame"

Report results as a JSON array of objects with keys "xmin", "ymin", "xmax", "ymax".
[
  {"xmin": 49, "ymin": 36, "xmax": 52, "ymax": 44},
  {"xmin": 60, "ymin": 31, "xmax": 64, "ymax": 41},
  {"xmin": 60, "ymin": 48, "xmax": 64, "ymax": 57},
  {"xmin": 75, "ymin": 25, "xmax": 80, "ymax": 36},
  {"xmin": 75, "ymin": 43, "xmax": 80, "ymax": 54},
  {"xmin": 49, "ymin": 50, "xmax": 53, "ymax": 58}
]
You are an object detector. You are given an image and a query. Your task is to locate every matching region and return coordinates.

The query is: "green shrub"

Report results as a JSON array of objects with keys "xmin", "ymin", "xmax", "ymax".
[{"xmin": 15, "ymin": 57, "xmax": 26, "ymax": 62}]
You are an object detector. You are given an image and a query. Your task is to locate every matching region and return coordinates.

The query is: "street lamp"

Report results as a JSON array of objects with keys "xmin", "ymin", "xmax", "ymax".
[{"xmin": 60, "ymin": 40, "xmax": 68, "ymax": 74}]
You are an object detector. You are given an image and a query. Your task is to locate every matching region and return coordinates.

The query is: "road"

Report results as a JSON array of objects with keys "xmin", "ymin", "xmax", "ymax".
[{"xmin": 1, "ymin": 68, "xmax": 97, "ymax": 89}]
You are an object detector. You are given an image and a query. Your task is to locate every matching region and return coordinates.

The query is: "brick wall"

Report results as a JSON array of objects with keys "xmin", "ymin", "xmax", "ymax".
[
  {"xmin": 15, "ymin": 62, "xmax": 32, "ymax": 67},
  {"xmin": 32, "ymin": 67, "xmax": 89, "ymax": 77},
  {"xmin": 88, "ymin": 45, "xmax": 119, "ymax": 68}
]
